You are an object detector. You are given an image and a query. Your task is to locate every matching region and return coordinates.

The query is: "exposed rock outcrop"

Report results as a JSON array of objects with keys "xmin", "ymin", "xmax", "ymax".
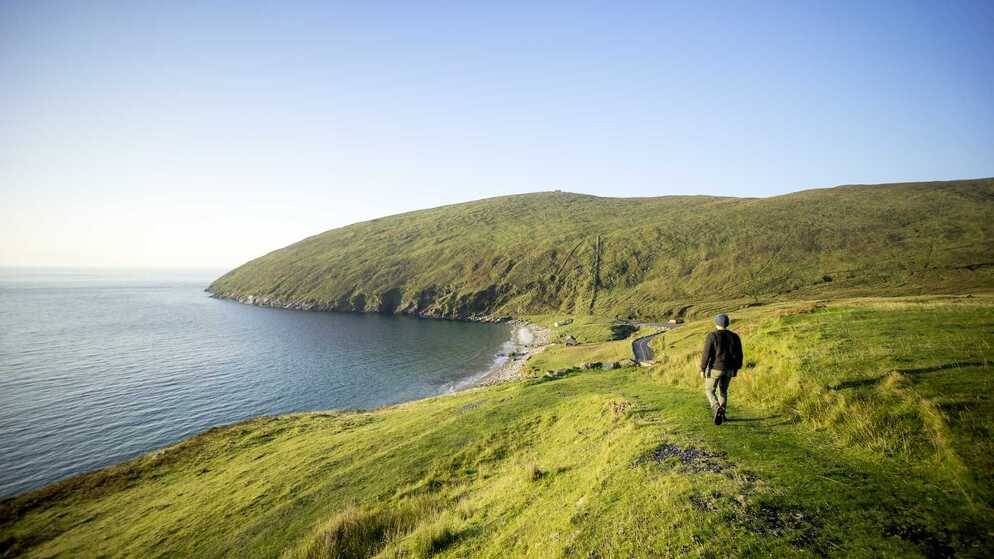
[{"xmin": 207, "ymin": 286, "xmax": 514, "ymax": 323}]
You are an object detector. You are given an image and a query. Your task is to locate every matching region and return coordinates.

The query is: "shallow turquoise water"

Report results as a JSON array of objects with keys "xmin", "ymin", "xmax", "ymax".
[{"xmin": 0, "ymin": 269, "xmax": 510, "ymax": 496}]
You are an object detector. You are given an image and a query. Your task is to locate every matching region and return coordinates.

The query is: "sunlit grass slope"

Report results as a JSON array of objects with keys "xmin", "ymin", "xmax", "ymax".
[
  {"xmin": 208, "ymin": 178, "xmax": 994, "ymax": 319},
  {"xmin": 3, "ymin": 295, "xmax": 992, "ymax": 558}
]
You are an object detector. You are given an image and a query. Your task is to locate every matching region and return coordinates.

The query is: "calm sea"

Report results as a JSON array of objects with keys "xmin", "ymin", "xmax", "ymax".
[{"xmin": 0, "ymin": 269, "xmax": 511, "ymax": 497}]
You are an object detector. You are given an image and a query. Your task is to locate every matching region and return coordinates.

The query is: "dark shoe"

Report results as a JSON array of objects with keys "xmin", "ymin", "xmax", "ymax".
[{"xmin": 713, "ymin": 406, "xmax": 724, "ymax": 425}]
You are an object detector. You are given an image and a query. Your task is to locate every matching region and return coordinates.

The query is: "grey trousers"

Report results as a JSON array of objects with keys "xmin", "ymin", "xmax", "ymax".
[{"xmin": 704, "ymin": 369, "xmax": 733, "ymax": 410}]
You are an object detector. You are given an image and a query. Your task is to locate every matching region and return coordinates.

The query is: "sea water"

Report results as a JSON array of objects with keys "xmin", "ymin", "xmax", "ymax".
[{"xmin": 0, "ymin": 268, "xmax": 510, "ymax": 496}]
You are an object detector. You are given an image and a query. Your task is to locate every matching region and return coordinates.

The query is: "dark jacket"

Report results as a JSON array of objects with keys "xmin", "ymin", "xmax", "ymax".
[{"xmin": 700, "ymin": 329, "xmax": 743, "ymax": 372}]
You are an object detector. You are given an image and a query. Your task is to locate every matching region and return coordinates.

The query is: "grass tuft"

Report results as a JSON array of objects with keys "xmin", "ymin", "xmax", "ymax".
[{"xmin": 282, "ymin": 497, "xmax": 446, "ymax": 559}]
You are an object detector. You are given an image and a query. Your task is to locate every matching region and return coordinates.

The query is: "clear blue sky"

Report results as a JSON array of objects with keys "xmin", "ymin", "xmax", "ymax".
[{"xmin": 2, "ymin": 1, "xmax": 992, "ymax": 268}]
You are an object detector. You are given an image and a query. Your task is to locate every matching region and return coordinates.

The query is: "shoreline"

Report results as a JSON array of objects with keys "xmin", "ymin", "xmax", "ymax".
[
  {"xmin": 453, "ymin": 320, "xmax": 551, "ymax": 389},
  {"xmin": 210, "ymin": 290, "xmax": 552, "ymax": 389}
]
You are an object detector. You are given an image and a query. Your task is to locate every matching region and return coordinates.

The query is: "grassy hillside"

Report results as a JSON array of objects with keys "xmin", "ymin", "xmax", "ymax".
[
  {"xmin": 4, "ymin": 295, "xmax": 992, "ymax": 558},
  {"xmin": 208, "ymin": 179, "xmax": 994, "ymax": 320}
]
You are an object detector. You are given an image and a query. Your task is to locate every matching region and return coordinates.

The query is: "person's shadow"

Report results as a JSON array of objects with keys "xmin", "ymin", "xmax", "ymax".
[{"xmin": 724, "ymin": 415, "xmax": 778, "ymax": 423}]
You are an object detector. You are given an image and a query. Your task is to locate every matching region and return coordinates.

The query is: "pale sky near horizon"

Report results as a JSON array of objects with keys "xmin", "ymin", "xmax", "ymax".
[{"xmin": 2, "ymin": 1, "xmax": 992, "ymax": 269}]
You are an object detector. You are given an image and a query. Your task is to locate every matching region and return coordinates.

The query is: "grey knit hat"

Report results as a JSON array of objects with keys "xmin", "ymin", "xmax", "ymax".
[{"xmin": 714, "ymin": 314, "xmax": 730, "ymax": 327}]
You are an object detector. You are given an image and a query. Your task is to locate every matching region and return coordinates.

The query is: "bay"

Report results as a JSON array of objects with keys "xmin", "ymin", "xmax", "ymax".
[{"xmin": 0, "ymin": 268, "xmax": 510, "ymax": 497}]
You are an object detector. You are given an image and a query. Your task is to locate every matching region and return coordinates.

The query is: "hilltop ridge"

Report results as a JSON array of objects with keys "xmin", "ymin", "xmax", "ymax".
[{"xmin": 208, "ymin": 178, "xmax": 994, "ymax": 320}]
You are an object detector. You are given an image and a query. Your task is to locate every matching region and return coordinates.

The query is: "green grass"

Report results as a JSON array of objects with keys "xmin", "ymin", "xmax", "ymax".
[
  {"xmin": 4, "ymin": 295, "xmax": 993, "ymax": 558},
  {"xmin": 520, "ymin": 314, "xmax": 641, "ymax": 374},
  {"xmin": 649, "ymin": 297, "xmax": 994, "ymax": 480},
  {"xmin": 207, "ymin": 178, "xmax": 994, "ymax": 320},
  {"xmin": 525, "ymin": 314, "xmax": 637, "ymax": 344},
  {"xmin": 526, "ymin": 338, "xmax": 632, "ymax": 373}
]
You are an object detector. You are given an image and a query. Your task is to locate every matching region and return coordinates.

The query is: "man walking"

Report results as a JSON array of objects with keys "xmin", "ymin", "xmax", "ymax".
[{"xmin": 700, "ymin": 314, "xmax": 743, "ymax": 425}]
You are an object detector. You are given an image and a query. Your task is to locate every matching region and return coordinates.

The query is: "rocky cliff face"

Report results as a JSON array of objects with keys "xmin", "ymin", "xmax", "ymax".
[{"xmin": 206, "ymin": 286, "xmax": 513, "ymax": 322}]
